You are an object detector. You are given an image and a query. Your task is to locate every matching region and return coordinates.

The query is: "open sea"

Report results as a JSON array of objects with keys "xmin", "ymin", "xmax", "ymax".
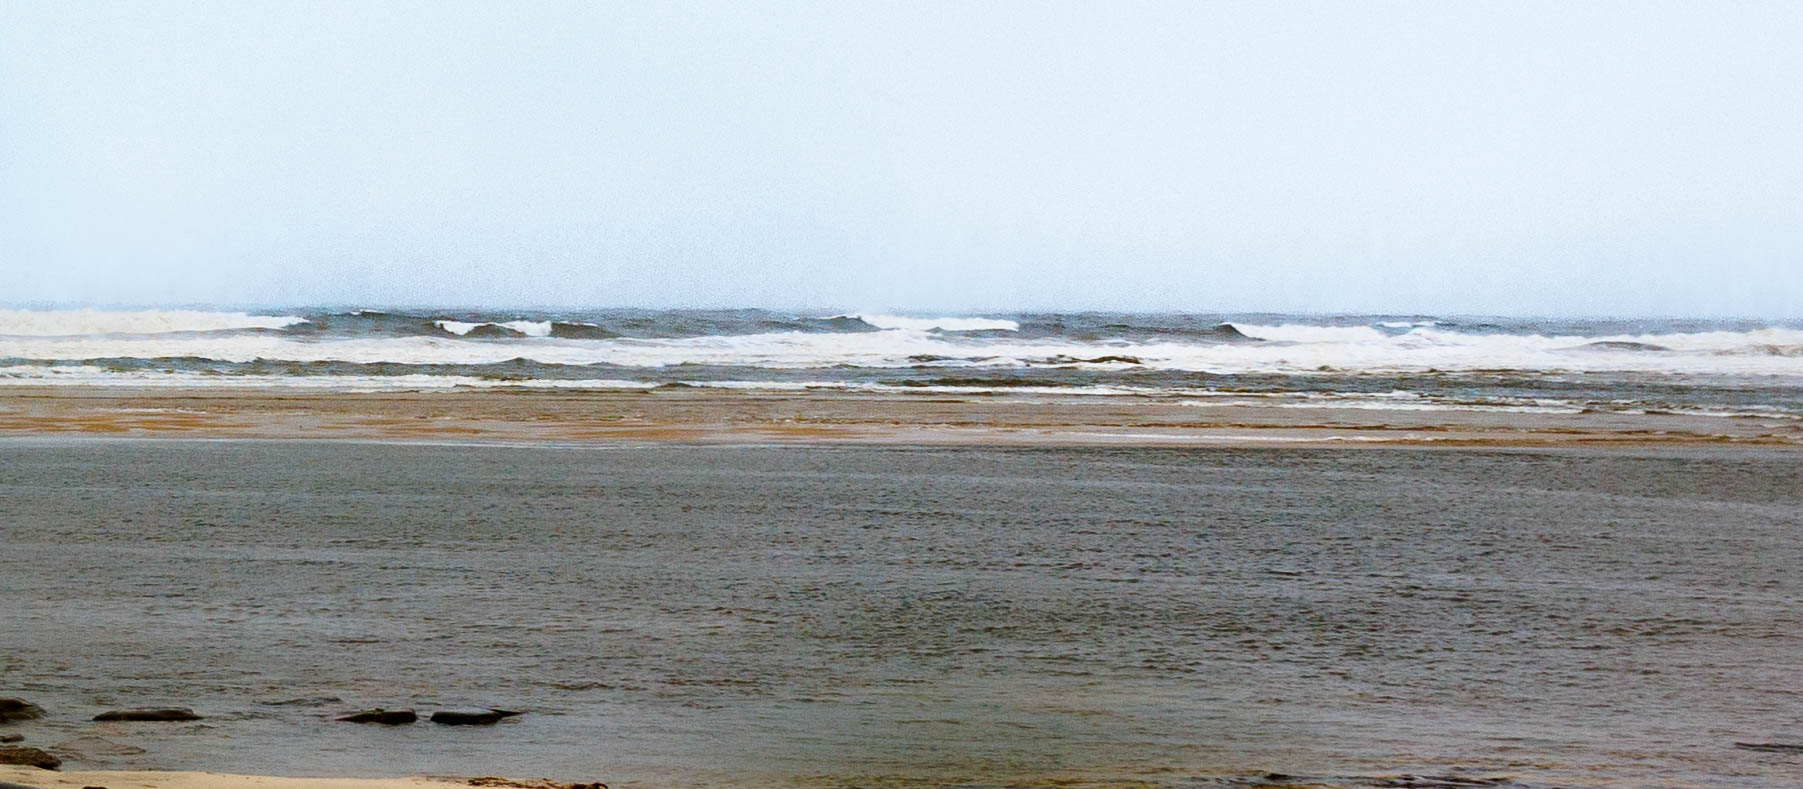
[{"xmin": 2, "ymin": 307, "xmax": 1802, "ymax": 419}]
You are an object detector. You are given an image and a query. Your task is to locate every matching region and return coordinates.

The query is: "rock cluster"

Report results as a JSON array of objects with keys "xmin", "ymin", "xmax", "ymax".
[
  {"xmin": 0, "ymin": 744, "xmax": 60, "ymax": 770},
  {"xmin": 0, "ymin": 699, "xmax": 45, "ymax": 724},
  {"xmin": 335, "ymin": 707, "xmax": 523, "ymax": 726},
  {"xmin": 0, "ymin": 696, "xmax": 552, "ymax": 779},
  {"xmin": 430, "ymin": 709, "xmax": 524, "ymax": 726},
  {"xmin": 335, "ymin": 709, "xmax": 419, "ymax": 725},
  {"xmin": 91, "ymin": 708, "xmax": 203, "ymax": 722}
]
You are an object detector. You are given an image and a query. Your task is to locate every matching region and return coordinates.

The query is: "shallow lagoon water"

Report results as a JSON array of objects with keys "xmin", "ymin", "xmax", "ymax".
[{"xmin": 2, "ymin": 439, "xmax": 1801, "ymax": 787}]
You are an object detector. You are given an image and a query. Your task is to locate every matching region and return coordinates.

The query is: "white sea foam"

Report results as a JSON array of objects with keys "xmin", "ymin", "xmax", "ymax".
[
  {"xmin": 6, "ymin": 324, "xmax": 1803, "ymax": 377},
  {"xmin": 7, "ymin": 309, "xmax": 1803, "ymax": 392},
  {"xmin": 433, "ymin": 320, "xmax": 556, "ymax": 337},
  {"xmin": 0, "ymin": 365, "xmax": 1180, "ymax": 398},
  {"xmin": 849, "ymin": 314, "xmax": 1020, "ymax": 332},
  {"xmin": 0, "ymin": 309, "xmax": 306, "ymax": 337},
  {"xmin": 1271, "ymin": 399, "xmax": 1584, "ymax": 415},
  {"xmin": 504, "ymin": 321, "xmax": 554, "ymax": 337},
  {"xmin": 1, "ymin": 362, "xmax": 1798, "ymax": 419},
  {"xmin": 0, "ymin": 365, "xmax": 657, "ymax": 392},
  {"xmin": 434, "ymin": 320, "xmax": 483, "ymax": 335}
]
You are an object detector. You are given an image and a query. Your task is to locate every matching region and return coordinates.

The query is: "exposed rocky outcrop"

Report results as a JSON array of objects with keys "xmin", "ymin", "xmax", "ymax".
[
  {"xmin": 430, "ymin": 708, "xmax": 523, "ymax": 726},
  {"xmin": 0, "ymin": 700, "xmax": 44, "ymax": 723},
  {"xmin": 0, "ymin": 745, "xmax": 60, "ymax": 770},
  {"xmin": 92, "ymin": 708, "xmax": 202, "ymax": 722},
  {"xmin": 336, "ymin": 708, "xmax": 418, "ymax": 725}
]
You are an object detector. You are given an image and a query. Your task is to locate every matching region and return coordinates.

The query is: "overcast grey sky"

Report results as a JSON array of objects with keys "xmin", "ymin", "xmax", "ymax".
[{"xmin": 2, "ymin": 1, "xmax": 1799, "ymax": 316}]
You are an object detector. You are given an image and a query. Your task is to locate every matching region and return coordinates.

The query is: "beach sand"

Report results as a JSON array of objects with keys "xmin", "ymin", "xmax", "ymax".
[
  {"xmin": 4, "ymin": 388, "xmax": 1801, "ymax": 788},
  {"xmin": 0, "ymin": 385, "xmax": 1798, "ymax": 447}
]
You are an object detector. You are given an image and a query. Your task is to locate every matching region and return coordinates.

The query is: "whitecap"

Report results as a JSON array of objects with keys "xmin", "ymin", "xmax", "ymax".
[
  {"xmin": 499, "ymin": 321, "xmax": 553, "ymax": 337},
  {"xmin": 433, "ymin": 320, "xmax": 553, "ymax": 337}
]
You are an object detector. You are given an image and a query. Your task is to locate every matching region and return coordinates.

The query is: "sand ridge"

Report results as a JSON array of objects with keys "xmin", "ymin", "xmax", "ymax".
[{"xmin": 0, "ymin": 386, "xmax": 1798, "ymax": 448}]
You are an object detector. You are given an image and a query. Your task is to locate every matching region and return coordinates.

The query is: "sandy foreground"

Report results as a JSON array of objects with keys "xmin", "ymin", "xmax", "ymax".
[
  {"xmin": 5, "ymin": 387, "xmax": 1800, "ymax": 789},
  {"xmin": 0, "ymin": 769, "xmax": 593, "ymax": 789},
  {"xmin": 0, "ymin": 385, "xmax": 1799, "ymax": 447}
]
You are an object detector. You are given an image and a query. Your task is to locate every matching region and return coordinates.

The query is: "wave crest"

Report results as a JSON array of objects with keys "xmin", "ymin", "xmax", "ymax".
[{"xmin": 433, "ymin": 320, "xmax": 553, "ymax": 338}]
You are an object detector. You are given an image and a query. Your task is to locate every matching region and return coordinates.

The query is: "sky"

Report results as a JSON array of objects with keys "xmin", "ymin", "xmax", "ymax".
[{"xmin": 1, "ymin": 1, "xmax": 1800, "ymax": 316}]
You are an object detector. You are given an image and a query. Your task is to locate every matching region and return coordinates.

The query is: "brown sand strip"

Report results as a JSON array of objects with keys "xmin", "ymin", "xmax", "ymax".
[{"xmin": 0, "ymin": 385, "xmax": 1798, "ymax": 448}]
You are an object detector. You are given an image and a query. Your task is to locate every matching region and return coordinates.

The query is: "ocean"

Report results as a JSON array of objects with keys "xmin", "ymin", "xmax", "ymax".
[{"xmin": 2, "ymin": 308, "xmax": 1802, "ymax": 419}]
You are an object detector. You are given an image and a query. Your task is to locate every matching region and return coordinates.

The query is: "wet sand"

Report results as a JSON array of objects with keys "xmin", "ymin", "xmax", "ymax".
[
  {"xmin": 0, "ymin": 386, "xmax": 1800, "ymax": 447},
  {"xmin": 3, "ymin": 435, "xmax": 1801, "ymax": 788}
]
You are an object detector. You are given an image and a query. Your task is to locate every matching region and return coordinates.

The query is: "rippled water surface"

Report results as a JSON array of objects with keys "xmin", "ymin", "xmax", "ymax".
[{"xmin": 3, "ymin": 439, "xmax": 1801, "ymax": 787}]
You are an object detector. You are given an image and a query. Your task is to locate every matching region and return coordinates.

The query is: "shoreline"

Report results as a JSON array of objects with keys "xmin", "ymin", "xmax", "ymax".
[{"xmin": 1, "ymin": 385, "xmax": 1798, "ymax": 449}]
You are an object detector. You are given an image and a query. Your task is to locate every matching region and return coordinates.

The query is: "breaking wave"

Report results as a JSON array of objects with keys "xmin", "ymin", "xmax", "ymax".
[
  {"xmin": 435, "ymin": 320, "xmax": 554, "ymax": 338},
  {"xmin": 1, "ymin": 308, "xmax": 1800, "ymax": 415}
]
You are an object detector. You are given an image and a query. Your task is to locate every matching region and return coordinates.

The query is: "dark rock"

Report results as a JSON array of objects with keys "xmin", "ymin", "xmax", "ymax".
[
  {"xmin": 0, "ymin": 781, "xmax": 50, "ymax": 789},
  {"xmin": 0, "ymin": 734, "xmax": 19, "ymax": 743},
  {"xmin": 92, "ymin": 708, "xmax": 202, "ymax": 722},
  {"xmin": 430, "ymin": 708, "xmax": 524, "ymax": 726},
  {"xmin": 0, "ymin": 745, "xmax": 60, "ymax": 770},
  {"xmin": 0, "ymin": 699, "xmax": 45, "ymax": 723},
  {"xmin": 336, "ymin": 708, "xmax": 418, "ymax": 725},
  {"xmin": 1736, "ymin": 742, "xmax": 1803, "ymax": 753}
]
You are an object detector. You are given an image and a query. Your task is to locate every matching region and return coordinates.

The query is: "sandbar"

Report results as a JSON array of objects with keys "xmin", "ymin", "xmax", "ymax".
[{"xmin": 0, "ymin": 385, "xmax": 1797, "ymax": 448}]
